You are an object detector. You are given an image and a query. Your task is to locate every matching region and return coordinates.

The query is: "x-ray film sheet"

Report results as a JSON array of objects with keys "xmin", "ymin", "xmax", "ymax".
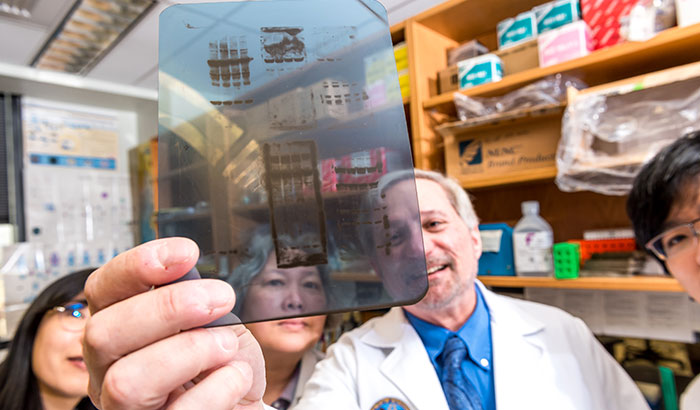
[{"xmin": 158, "ymin": 0, "xmax": 427, "ymax": 323}]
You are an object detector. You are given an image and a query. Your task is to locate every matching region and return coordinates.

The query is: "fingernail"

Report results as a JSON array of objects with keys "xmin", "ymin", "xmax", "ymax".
[
  {"xmin": 208, "ymin": 328, "xmax": 238, "ymax": 353},
  {"xmin": 198, "ymin": 281, "xmax": 234, "ymax": 310},
  {"xmin": 155, "ymin": 238, "xmax": 197, "ymax": 268}
]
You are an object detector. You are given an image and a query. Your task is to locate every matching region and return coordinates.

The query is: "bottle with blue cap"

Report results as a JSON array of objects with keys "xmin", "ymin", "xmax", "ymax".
[{"xmin": 512, "ymin": 200, "xmax": 554, "ymax": 276}]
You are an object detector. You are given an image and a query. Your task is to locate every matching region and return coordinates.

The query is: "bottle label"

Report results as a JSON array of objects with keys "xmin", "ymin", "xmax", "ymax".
[{"xmin": 513, "ymin": 231, "xmax": 553, "ymax": 273}]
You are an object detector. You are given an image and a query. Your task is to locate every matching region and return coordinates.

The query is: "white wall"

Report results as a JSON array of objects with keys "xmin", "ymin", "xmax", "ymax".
[{"xmin": 0, "ymin": 64, "xmax": 158, "ymax": 149}]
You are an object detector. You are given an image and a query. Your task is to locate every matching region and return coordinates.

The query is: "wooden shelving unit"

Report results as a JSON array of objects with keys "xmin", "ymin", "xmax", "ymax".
[
  {"xmin": 392, "ymin": 0, "xmax": 700, "ymax": 293},
  {"xmin": 478, "ymin": 276, "xmax": 685, "ymax": 292},
  {"xmin": 402, "ymin": 1, "xmax": 700, "ymax": 176},
  {"xmin": 424, "ymin": 24, "xmax": 700, "ymax": 110}
]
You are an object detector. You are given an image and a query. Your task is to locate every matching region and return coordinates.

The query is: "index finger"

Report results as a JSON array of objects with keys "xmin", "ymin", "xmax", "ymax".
[{"xmin": 85, "ymin": 237, "xmax": 199, "ymax": 313}]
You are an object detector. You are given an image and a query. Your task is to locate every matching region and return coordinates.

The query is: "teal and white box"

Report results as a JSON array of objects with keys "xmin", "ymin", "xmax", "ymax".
[
  {"xmin": 497, "ymin": 11, "xmax": 537, "ymax": 49},
  {"xmin": 533, "ymin": 0, "xmax": 581, "ymax": 34},
  {"xmin": 457, "ymin": 54, "xmax": 504, "ymax": 90}
]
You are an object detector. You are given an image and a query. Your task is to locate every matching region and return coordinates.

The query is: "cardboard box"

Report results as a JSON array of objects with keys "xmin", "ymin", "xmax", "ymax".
[
  {"xmin": 439, "ymin": 106, "xmax": 563, "ymax": 186},
  {"xmin": 457, "ymin": 54, "xmax": 503, "ymax": 89},
  {"xmin": 581, "ymin": 0, "xmax": 635, "ymax": 49},
  {"xmin": 497, "ymin": 11, "xmax": 538, "ymax": 49},
  {"xmin": 534, "ymin": 0, "xmax": 582, "ymax": 34},
  {"xmin": 676, "ymin": 0, "xmax": 700, "ymax": 27},
  {"xmin": 494, "ymin": 39, "xmax": 539, "ymax": 76},
  {"xmin": 438, "ymin": 65, "xmax": 459, "ymax": 94},
  {"xmin": 538, "ymin": 21, "xmax": 592, "ymax": 67}
]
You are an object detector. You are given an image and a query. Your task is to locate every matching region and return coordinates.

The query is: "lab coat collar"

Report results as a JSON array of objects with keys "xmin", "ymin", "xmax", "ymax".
[
  {"xmin": 476, "ymin": 280, "xmax": 545, "ymax": 337},
  {"xmin": 477, "ymin": 280, "xmax": 549, "ymax": 408},
  {"xmin": 362, "ymin": 307, "xmax": 449, "ymax": 410},
  {"xmin": 359, "ymin": 280, "xmax": 548, "ymax": 410},
  {"xmin": 360, "ymin": 280, "xmax": 547, "ymax": 347}
]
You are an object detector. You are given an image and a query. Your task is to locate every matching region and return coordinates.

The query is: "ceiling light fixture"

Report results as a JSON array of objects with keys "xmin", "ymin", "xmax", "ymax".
[
  {"xmin": 30, "ymin": 0, "xmax": 156, "ymax": 75},
  {"xmin": 0, "ymin": 0, "xmax": 36, "ymax": 18}
]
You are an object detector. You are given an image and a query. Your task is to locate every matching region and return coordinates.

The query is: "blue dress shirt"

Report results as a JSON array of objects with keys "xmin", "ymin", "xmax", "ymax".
[{"xmin": 405, "ymin": 285, "xmax": 495, "ymax": 410}]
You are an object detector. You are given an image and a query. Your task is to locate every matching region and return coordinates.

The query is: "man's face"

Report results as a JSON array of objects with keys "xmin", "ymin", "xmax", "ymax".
[
  {"xmin": 373, "ymin": 178, "xmax": 481, "ymax": 312},
  {"xmin": 663, "ymin": 179, "xmax": 700, "ymax": 302},
  {"xmin": 371, "ymin": 178, "xmax": 429, "ymax": 302}
]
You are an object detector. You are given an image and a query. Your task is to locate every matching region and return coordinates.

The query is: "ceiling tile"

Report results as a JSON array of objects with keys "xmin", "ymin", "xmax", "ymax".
[
  {"xmin": 133, "ymin": 65, "xmax": 157, "ymax": 89},
  {"xmin": 0, "ymin": 18, "xmax": 48, "ymax": 64}
]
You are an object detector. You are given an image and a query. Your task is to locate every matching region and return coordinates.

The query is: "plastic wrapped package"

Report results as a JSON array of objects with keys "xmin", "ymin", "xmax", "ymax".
[
  {"xmin": 556, "ymin": 73, "xmax": 700, "ymax": 195},
  {"xmin": 447, "ymin": 40, "xmax": 488, "ymax": 66},
  {"xmin": 453, "ymin": 74, "xmax": 586, "ymax": 121}
]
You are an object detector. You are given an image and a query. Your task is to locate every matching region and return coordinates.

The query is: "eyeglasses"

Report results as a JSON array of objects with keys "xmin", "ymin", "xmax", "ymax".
[
  {"xmin": 51, "ymin": 300, "xmax": 89, "ymax": 332},
  {"xmin": 645, "ymin": 217, "xmax": 700, "ymax": 262}
]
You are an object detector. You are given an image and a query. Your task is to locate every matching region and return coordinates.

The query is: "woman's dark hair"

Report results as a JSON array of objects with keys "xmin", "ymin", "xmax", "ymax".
[
  {"xmin": 628, "ymin": 131, "xmax": 700, "ymax": 250},
  {"xmin": 0, "ymin": 268, "xmax": 98, "ymax": 410}
]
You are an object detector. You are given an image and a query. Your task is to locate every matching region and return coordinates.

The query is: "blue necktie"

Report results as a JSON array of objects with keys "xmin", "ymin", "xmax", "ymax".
[{"xmin": 441, "ymin": 335, "xmax": 483, "ymax": 410}]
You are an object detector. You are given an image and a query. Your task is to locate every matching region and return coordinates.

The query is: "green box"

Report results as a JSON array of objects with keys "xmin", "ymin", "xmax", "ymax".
[
  {"xmin": 457, "ymin": 54, "xmax": 503, "ymax": 89},
  {"xmin": 497, "ymin": 11, "xmax": 538, "ymax": 49},
  {"xmin": 534, "ymin": 0, "xmax": 581, "ymax": 34},
  {"xmin": 553, "ymin": 242, "xmax": 580, "ymax": 279}
]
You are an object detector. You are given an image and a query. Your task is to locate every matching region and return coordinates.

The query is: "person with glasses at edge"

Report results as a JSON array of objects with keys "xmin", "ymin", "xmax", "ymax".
[
  {"xmin": 0, "ymin": 268, "xmax": 97, "ymax": 410},
  {"xmin": 628, "ymin": 130, "xmax": 700, "ymax": 409}
]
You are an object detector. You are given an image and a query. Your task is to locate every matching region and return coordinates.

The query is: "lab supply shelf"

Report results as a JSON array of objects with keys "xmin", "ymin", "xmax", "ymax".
[
  {"xmin": 402, "ymin": 0, "xmax": 700, "ymax": 176},
  {"xmin": 423, "ymin": 24, "xmax": 700, "ymax": 110}
]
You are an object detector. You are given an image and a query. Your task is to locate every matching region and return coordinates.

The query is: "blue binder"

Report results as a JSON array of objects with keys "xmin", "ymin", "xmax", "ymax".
[{"xmin": 478, "ymin": 223, "xmax": 515, "ymax": 276}]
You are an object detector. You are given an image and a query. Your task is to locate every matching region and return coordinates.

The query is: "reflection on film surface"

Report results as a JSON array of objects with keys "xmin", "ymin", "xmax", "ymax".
[{"xmin": 158, "ymin": 0, "xmax": 427, "ymax": 323}]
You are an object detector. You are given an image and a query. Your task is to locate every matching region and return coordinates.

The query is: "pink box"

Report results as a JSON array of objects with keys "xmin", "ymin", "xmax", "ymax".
[
  {"xmin": 538, "ymin": 21, "xmax": 593, "ymax": 67},
  {"xmin": 321, "ymin": 147, "xmax": 387, "ymax": 192}
]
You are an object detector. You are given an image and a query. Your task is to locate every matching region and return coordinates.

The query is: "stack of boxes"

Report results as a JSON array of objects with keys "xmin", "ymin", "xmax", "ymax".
[
  {"xmin": 435, "ymin": 0, "xmax": 691, "ymax": 96},
  {"xmin": 393, "ymin": 42, "xmax": 410, "ymax": 100},
  {"xmin": 534, "ymin": 0, "xmax": 591, "ymax": 67},
  {"xmin": 438, "ymin": 0, "xmax": 591, "ymax": 94}
]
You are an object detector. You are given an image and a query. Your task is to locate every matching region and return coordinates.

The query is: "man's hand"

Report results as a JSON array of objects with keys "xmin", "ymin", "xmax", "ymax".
[{"xmin": 83, "ymin": 237, "xmax": 266, "ymax": 409}]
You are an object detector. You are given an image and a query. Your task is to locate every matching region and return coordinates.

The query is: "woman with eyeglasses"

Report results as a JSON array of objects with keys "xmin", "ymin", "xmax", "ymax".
[
  {"xmin": 0, "ymin": 268, "xmax": 96, "ymax": 410},
  {"xmin": 628, "ymin": 130, "xmax": 700, "ymax": 409}
]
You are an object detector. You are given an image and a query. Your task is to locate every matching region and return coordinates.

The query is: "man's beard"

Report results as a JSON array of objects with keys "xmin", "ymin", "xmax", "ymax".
[{"xmin": 418, "ymin": 256, "xmax": 470, "ymax": 310}]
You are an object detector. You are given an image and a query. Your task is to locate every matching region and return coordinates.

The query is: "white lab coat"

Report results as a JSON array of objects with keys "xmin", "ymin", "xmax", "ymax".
[
  {"xmin": 294, "ymin": 281, "xmax": 649, "ymax": 410},
  {"xmin": 291, "ymin": 349, "xmax": 324, "ymax": 406},
  {"xmin": 681, "ymin": 374, "xmax": 700, "ymax": 410}
]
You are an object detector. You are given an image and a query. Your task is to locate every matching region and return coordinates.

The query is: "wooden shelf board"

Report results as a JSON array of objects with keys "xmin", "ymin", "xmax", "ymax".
[
  {"xmin": 413, "ymin": 0, "xmax": 543, "ymax": 43},
  {"xmin": 424, "ymin": 24, "xmax": 700, "ymax": 109},
  {"xmin": 478, "ymin": 276, "xmax": 684, "ymax": 292},
  {"xmin": 436, "ymin": 103, "xmax": 565, "ymax": 135}
]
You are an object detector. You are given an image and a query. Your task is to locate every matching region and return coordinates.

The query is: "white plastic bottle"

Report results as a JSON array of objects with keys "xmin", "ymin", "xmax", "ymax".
[{"xmin": 512, "ymin": 200, "xmax": 554, "ymax": 276}]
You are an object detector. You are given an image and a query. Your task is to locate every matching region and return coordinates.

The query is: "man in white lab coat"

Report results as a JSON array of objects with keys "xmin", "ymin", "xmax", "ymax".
[
  {"xmin": 294, "ymin": 169, "xmax": 649, "ymax": 410},
  {"xmin": 79, "ymin": 169, "xmax": 648, "ymax": 410}
]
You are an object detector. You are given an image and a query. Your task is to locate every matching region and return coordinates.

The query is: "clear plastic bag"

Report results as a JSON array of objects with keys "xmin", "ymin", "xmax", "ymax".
[
  {"xmin": 556, "ymin": 78, "xmax": 700, "ymax": 195},
  {"xmin": 453, "ymin": 74, "xmax": 586, "ymax": 121}
]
